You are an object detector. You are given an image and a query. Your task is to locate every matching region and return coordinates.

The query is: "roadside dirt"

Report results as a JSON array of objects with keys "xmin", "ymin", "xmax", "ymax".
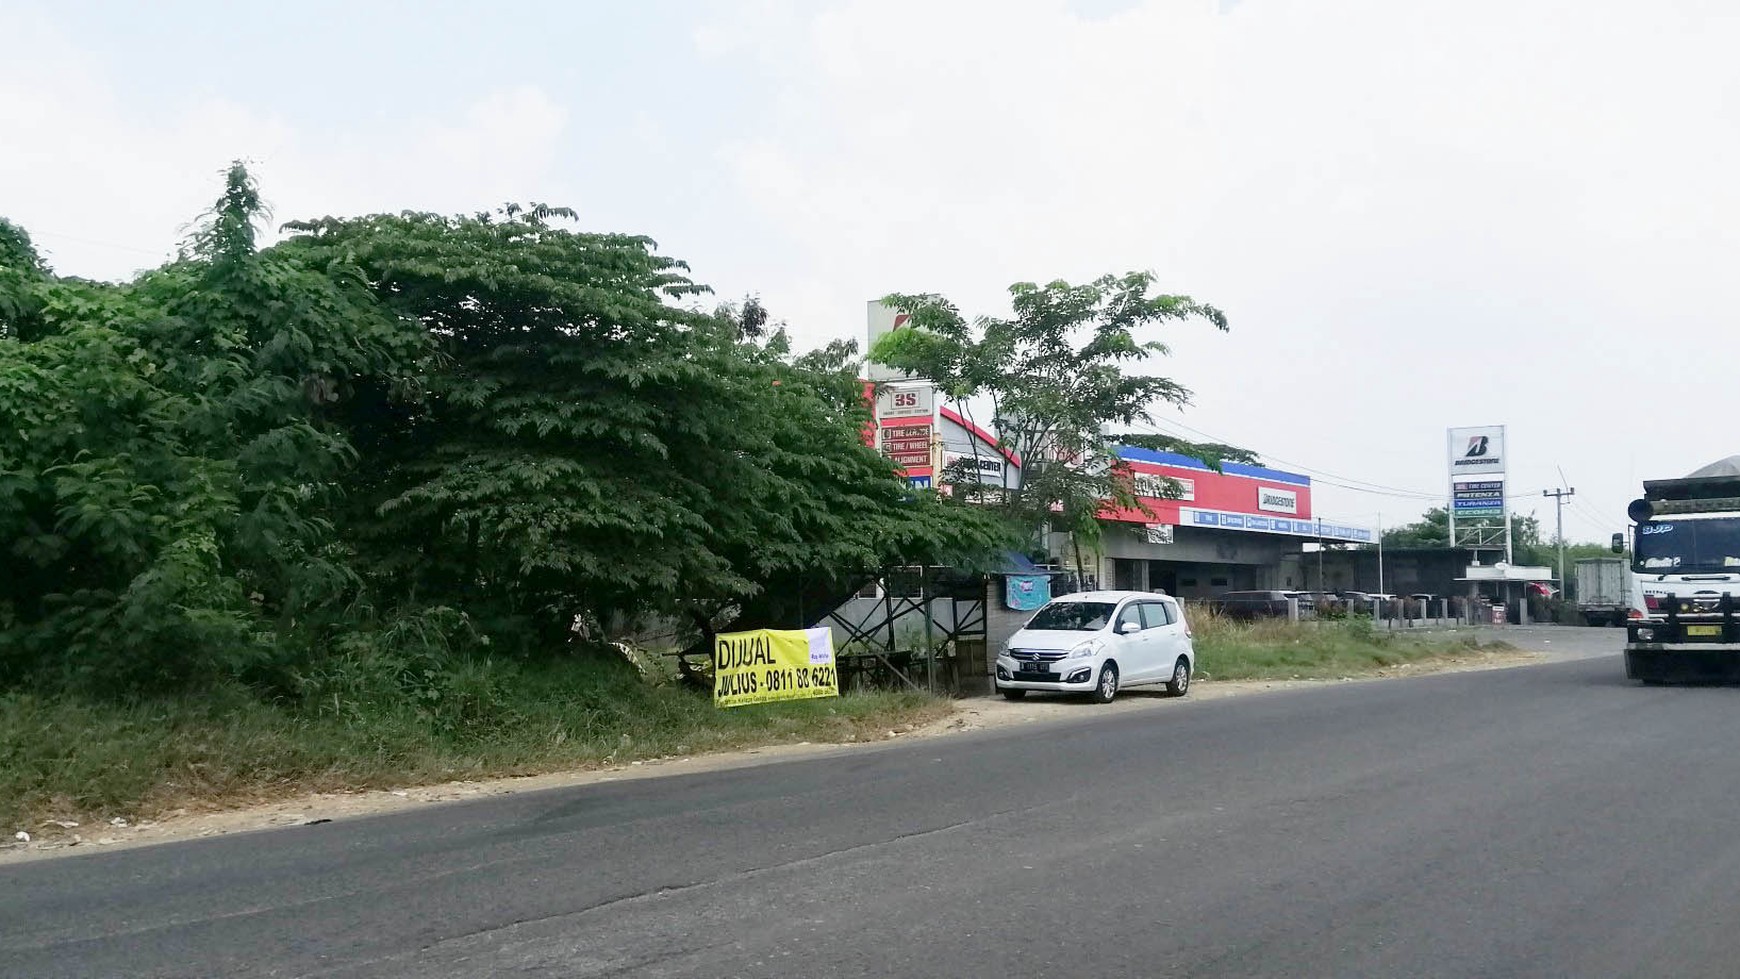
[{"xmin": 0, "ymin": 647, "xmax": 1542, "ymax": 864}]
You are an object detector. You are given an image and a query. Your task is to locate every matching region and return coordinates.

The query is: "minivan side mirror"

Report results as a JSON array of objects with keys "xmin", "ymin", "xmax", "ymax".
[{"xmin": 1116, "ymin": 620, "xmax": 1140, "ymax": 635}]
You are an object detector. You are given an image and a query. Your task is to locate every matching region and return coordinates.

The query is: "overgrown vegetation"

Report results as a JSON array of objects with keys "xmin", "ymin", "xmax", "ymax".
[
  {"xmin": 0, "ymin": 165, "xmax": 1008, "ymax": 695},
  {"xmin": 0, "ymin": 165, "xmax": 1013, "ymax": 830},
  {"xmin": 1188, "ymin": 607, "xmax": 1513, "ymax": 681},
  {"xmin": 0, "ymin": 677, "xmax": 950, "ymax": 833}
]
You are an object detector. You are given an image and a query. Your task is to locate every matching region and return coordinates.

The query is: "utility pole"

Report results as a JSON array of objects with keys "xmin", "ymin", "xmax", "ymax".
[
  {"xmin": 1377, "ymin": 512, "xmax": 1385, "ymax": 596},
  {"xmin": 1543, "ymin": 486, "xmax": 1575, "ymax": 594}
]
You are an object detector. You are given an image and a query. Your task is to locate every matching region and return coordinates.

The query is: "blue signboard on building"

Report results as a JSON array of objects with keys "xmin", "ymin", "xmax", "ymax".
[{"xmin": 1177, "ymin": 508, "xmax": 1373, "ymax": 544}]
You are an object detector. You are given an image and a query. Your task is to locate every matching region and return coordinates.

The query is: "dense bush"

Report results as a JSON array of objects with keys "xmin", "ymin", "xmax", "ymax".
[{"xmin": 0, "ymin": 166, "xmax": 1006, "ymax": 699}]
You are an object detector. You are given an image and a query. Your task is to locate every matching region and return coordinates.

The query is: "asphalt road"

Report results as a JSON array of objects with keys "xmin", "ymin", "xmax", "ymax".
[{"xmin": 12, "ymin": 644, "xmax": 1740, "ymax": 978}]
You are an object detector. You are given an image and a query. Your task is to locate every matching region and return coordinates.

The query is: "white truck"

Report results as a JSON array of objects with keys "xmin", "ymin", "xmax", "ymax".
[
  {"xmin": 1573, "ymin": 557, "xmax": 1629, "ymax": 626},
  {"xmin": 1623, "ymin": 457, "xmax": 1740, "ymax": 683}
]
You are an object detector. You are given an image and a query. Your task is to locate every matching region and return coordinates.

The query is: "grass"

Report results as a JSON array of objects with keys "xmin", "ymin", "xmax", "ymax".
[
  {"xmin": 0, "ymin": 658, "xmax": 950, "ymax": 837},
  {"xmin": 1, "ymin": 616, "xmax": 1516, "ymax": 838},
  {"xmin": 1187, "ymin": 607, "xmax": 1513, "ymax": 682}
]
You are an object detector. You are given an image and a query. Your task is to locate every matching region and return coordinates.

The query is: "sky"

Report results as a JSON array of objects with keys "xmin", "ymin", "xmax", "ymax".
[{"xmin": 6, "ymin": 0, "xmax": 1740, "ymax": 546}]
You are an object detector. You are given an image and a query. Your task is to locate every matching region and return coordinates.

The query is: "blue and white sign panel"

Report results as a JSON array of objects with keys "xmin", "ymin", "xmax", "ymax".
[
  {"xmin": 1179, "ymin": 508, "xmax": 1374, "ymax": 544},
  {"xmin": 1452, "ymin": 479, "xmax": 1504, "ymax": 518}
]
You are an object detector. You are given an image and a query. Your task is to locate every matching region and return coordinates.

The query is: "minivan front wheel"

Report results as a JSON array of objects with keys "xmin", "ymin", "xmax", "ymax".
[
  {"xmin": 1166, "ymin": 657, "xmax": 1191, "ymax": 697},
  {"xmin": 1090, "ymin": 663, "xmax": 1119, "ymax": 703}
]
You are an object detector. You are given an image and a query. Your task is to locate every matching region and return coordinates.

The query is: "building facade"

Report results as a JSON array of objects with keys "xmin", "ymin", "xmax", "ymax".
[{"xmin": 1089, "ymin": 447, "xmax": 1374, "ymax": 600}]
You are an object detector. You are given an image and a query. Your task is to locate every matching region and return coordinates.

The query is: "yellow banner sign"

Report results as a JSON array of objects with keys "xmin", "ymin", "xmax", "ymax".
[{"xmin": 714, "ymin": 627, "xmax": 839, "ymax": 708}]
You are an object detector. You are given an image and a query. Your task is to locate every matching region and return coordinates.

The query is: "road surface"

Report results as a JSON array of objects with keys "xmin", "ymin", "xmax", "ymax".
[{"xmin": 11, "ymin": 645, "xmax": 1740, "ymax": 978}]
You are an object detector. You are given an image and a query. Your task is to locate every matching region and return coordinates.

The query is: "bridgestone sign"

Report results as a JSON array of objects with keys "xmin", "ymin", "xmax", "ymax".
[
  {"xmin": 1447, "ymin": 425, "xmax": 1509, "ymax": 551},
  {"xmin": 1447, "ymin": 426, "xmax": 1505, "ymax": 475},
  {"xmin": 1257, "ymin": 487, "xmax": 1298, "ymax": 514}
]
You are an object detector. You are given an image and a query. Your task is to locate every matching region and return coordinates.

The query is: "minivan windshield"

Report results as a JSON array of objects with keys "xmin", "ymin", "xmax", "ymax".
[
  {"xmin": 1025, "ymin": 601, "xmax": 1116, "ymax": 631},
  {"xmin": 1635, "ymin": 517, "xmax": 1740, "ymax": 574}
]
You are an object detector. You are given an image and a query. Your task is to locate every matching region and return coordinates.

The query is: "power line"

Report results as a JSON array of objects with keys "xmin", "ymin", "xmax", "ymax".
[
  {"xmin": 1554, "ymin": 467, "xmax": 1626, "ymax": 538},
  {"xmin": 1130, "ymin": 417, "xmax": 1446, "ymax": 500},
  {"xmin": 1125, "ymin": 418, "xmax": 1633, "ymax": 535},
  {"xmin": 1138, "ymin": 416, "xmax": 1436, "ymax": 495},
  {"xmin": 1568, "ymin": 499, "xmax": 1619, "ymax": 539},
  {"xmin": 31, "ymin": 229, "xmax": 169, "ymax": 258},
  {"xmin": 1132, "ymin": 417, "xmax": 1563, "ymax": 506}
]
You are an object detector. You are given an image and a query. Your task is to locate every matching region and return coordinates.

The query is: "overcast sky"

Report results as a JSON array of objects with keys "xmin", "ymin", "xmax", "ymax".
[{"xmin": 6, "ymin": 0, "xmax": 1738, "ymax": 546}]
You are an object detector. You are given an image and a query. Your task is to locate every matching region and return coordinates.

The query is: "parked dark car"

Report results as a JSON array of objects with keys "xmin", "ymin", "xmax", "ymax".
[{"xmin": 1215, "ymin": 590, "xmax": 1305, "ymax": 620}]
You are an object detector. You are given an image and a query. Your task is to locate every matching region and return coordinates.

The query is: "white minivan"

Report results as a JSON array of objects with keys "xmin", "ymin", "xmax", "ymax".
[{"xmin": 994, "ymin": 590, "xmax": 1195, "ymax": 703}]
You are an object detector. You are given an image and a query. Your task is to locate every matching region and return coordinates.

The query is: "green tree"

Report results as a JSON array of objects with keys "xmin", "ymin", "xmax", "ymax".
[
  {"xmin": 2, "ymin": 165, "xmax": 1006, "ymax": 694},
  {"xmin": 870, "ymin": 273, "xmax": 1253, "ymax": 558},
  {"xmin": 0, "ymin": 164, "xmax": 427, "ymax": 691},
  {"xmin": 1383, "ymin": 508, "xmax": 1451, "ymax": 548},
  {"xmin": 277, "ymin": 208, "xmax": 1005, "ymax": 653},
  {"xmin": 1382, "ymin": 507, "xmax": 1563, "ymax": 564}
]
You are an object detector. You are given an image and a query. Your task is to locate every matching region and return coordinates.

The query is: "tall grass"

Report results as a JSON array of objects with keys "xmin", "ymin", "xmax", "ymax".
[
  {"xmin": 0, "ymin": 658, "xmax": 949, "ymax": 834},
  {"xmin": 1186, "ymin": 604, "xmax": 1502, "ymax": 681}
]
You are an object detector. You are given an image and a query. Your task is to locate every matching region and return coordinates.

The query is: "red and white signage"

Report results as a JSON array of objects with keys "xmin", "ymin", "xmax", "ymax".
[
  {"xmin": 1256, "ymin": 486, "xmax": 1298, "ymax": 514},
  {"xmin": 1103, "ymin": 458, "xmax": 1313, "ymax": 525},
  {"xmin": 881, "ymin": 422, "xmax": 934, "ymax": 468},
  {"xmin": 876, "ymin": 385, "xmax": 933, "ymax": 420},
  {"xmin": 866, "ymin": 301, "xmax": 917, "ymax": 382},
  {"xmin": 1133, "ymin": 473, "xmax": 1195, "ymax": 502}
]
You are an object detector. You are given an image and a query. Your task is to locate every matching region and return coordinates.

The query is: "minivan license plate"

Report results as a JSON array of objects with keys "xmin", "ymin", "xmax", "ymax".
[
  {"xmin": 1026, "ymin": 663, "xmax": 1049, "ymax": 676},
  {"xmin": 1687, "ymin": 625, "xmax": 1722, "ymax": 638}
]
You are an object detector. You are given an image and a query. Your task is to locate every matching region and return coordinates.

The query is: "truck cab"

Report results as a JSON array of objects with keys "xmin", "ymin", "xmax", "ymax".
[{"xmin": 1623, "ymin": 471, "xmax": 1740, "ymax": 683}]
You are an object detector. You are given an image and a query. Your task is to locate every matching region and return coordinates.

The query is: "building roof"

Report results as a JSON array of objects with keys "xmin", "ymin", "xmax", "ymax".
[
  {"xmin": 940, "ymin": 407, "xmax": 1022, "ymax": 467},
  {"xmin": 1687, "ymin": 455, "xmax": 1740, "ymax": 478},
  {"xmin": 1113, "ymin": 446, "xmax": 1311, "ymax": 487}
]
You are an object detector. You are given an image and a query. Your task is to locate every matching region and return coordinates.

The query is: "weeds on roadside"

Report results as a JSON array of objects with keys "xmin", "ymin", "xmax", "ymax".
[
  {"xmin": 1183, "ymin": 604, "xmax": 1501, "ymax": 681},
  {"xmin": 0, "ymin": 661, "xmax": 950, "ymax": 834}
]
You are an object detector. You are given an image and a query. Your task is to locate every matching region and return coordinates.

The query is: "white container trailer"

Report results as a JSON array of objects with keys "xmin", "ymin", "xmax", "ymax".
[{"xmin": 1574, "ymin": 557, "xmax": 1629, "ymax": 626}]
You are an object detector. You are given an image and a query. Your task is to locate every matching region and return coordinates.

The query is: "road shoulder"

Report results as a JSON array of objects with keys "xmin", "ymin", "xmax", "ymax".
[{"xmin": 0, "ymin": 647, "xmax": 1545, "ymax": 865}]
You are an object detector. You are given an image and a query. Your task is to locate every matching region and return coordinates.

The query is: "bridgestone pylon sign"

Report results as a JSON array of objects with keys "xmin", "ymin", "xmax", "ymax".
[
  {"xmin": 1448, "ymin": 426, "xmax": 1505, "ymax": 475},
  {"xmin": 1447, "ymin": 425, "xmax": 1510, "ymax": 553}
]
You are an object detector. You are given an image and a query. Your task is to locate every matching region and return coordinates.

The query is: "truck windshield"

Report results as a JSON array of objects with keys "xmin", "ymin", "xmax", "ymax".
[
  {"xmin": 1635, "ymin": 517, "xmax": 1740, "ymax": 573},
  {"xmin": 1025, "ymin": 602, "xmax": 1116, "ymax": 631}
]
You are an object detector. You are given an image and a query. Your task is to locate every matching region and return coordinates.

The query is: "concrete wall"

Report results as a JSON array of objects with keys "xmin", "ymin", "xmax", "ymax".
[
  {"xmin": 1303, "ymin": 548, "xmax": 1479, "ymax": 596},
  {"xmin": 1097, "ymin": 523, "xmax": 1298, "ymax": 566},
  {"xmin": 1091, "ymin": 523, "xmax": 1304, "ymax": 598}
]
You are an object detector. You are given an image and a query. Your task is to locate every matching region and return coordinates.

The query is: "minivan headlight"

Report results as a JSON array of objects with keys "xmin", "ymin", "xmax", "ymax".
[{"xmin": 1066, "ymin": 639, "xmax": 1103, "ymax": 660}]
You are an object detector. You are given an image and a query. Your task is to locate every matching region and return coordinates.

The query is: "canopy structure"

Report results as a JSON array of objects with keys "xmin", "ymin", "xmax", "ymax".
[
  {"xmin": 1686, "ymin": 456, "xmax": 1740, "ymax": 479},
  {"xmin": 1453, "ymin": 563, "xmax": 1559, "ymax": 624},
  {"xmin": 1455, "ymin": 564, "xmax": 1555, "ymax": 583}
]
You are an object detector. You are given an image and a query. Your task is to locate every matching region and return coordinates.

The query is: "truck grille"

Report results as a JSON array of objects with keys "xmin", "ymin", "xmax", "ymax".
[{"xmin": 1635, "ymin": 591, "xmax": 1740, "ymax": 643}]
